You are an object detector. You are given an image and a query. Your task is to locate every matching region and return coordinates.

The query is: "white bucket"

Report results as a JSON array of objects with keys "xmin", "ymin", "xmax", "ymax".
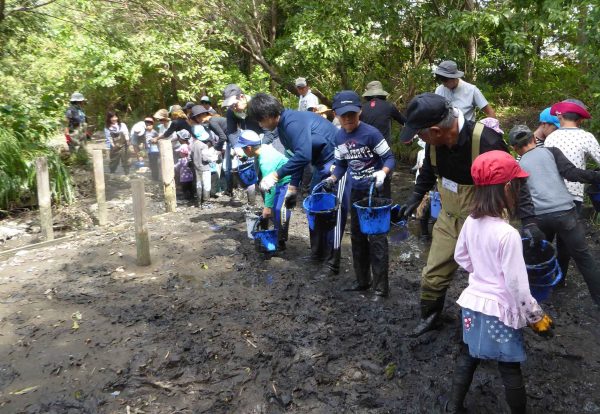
[{"xmin": 245, "ymin": 213, "xmax": 260, "ymax": 239}]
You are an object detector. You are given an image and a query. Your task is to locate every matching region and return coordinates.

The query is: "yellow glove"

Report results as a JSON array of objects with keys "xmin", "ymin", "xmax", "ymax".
[{"xmin": 529, "ymin": 314, "xmax": 553, "ymax": 336}]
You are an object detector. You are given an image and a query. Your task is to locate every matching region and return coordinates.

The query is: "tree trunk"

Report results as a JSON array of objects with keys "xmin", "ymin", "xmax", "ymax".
[{"xmin": 464, "ymin": 0, "xmax": 477, "ymax": 80}]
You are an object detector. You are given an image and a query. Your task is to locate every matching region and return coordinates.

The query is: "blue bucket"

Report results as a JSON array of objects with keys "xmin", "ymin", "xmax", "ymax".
[
  {"xmin": 303, "ymin": 182, "xmax": 338, "ymax": 231},
  {"xmin": 353, "ymin": 183, "xmax": 392, "ymax": 235},
  {"xmin": 522, "ymin": 239, "xmax": 563, "ymax": 302},
  {"xmin": 430, "ymin": 191, "xmax": 441, "ymax": 219},
  {"xmin": 238, "ymin": 161, "xmax": 258, "ymax": 186},
  {"xmin": 251, "ymin": 219, "xmax": 278, "ymax": 253}
]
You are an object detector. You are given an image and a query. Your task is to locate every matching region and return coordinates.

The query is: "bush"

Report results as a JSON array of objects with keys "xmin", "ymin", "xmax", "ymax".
[{"xmin": 0, "ymin": 126, "xmax": 73, "ymax": 212}]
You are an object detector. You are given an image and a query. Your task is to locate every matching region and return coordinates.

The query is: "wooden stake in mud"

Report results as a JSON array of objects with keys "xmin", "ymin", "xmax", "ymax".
[
  {"xmin": 158, "ymin": 139, "xmax": 176, "ymax": 212},
  {"xmin": 35, "ymin": 157, "xmax": 54, "ymax": 241},
  {"xmin": 92, "ymin": 150, "xmax": 107, "ymax": 226},
  {"xmin": 131, "ymin": 179, "xmax": 151, "ymax": 266}
]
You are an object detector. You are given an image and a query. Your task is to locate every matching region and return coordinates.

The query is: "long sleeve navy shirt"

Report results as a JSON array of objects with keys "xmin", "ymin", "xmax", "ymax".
[{"xmin": 275, "ymin": 109, "xmax": 336, "ymax": 187}]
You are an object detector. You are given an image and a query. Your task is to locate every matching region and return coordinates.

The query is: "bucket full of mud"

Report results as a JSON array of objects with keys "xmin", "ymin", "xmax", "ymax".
[
  {"xmin": 303, "ymin": 181, "xmax": 338, "ymax": 231},
  {"xmin": 238, "ymin": 161, "xmax": 258, "ymax": 186},
  {"xmin": 353, "ymin": 183, "xmax": 392, "ymax": 235},
  {"xmin": 251, "ymin": 218, "xmax": 278, "ymax": 253},
  {"xmin": 522, "ymin": 238, "xmax": 563, "ymax": 301}
]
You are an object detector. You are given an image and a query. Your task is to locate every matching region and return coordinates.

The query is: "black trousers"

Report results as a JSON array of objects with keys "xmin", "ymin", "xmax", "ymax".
[
  {"xmin": 556, "ymin": 200, "xmax": 582, "ymax": 280},
  {"xmin": 537, "ymin": 208, "xmax": 600, "ymax": 306},
  {"xmin": 148, "ymin": 152, "xmax": 160, "ymax": 181},
  {"xmin": 350, "ymin": 187, "xmax": 389, "ymax": 293}
]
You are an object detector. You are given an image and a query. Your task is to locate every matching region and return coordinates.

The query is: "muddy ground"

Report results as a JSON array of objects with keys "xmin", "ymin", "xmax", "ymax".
[{"xmin": 0, "ymin": 145, "xmax": 599, "ymax": 414}]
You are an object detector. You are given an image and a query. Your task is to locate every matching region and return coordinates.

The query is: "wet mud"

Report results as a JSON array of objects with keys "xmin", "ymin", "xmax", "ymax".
[{"xmin": 0, "ymin": 162, "xmax": 599, "ymax": 413}]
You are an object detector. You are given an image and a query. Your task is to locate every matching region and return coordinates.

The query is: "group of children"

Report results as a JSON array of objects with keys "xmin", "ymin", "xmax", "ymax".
[{"xmin": 95, "ymin": 88, "xmax": 600, "ymax": 412}]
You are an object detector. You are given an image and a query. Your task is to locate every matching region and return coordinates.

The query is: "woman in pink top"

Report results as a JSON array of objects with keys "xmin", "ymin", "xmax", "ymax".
[{"xmin": 440, "ymin": 151, "xmax": 553, "ymax": 414}]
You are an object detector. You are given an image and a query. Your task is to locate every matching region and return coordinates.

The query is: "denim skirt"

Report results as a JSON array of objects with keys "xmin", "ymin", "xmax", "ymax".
[{"xmin": 462, "ymin": 308, "xmax": 526, "ymax": 363}]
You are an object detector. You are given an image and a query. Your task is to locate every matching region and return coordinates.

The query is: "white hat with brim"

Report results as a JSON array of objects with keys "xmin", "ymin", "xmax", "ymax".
[{"xmin": 362, "ymin": 81, "xmax": 389, "ymax": 97}]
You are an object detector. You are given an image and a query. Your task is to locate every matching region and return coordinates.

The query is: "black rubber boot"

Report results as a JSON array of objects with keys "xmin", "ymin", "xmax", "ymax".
[
  {"xmin": 410, "ymin": 295, "xmax": 445, "ymax": 337},
  {"xmin": 498, "ymin": 362, "xmax": 527, "ymax": 414}
]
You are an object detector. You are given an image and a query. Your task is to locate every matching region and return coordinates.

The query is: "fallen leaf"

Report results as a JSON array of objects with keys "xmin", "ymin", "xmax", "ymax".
[
  {"xmin": 10, "ymin": 386, "xmax": 38, "ymax": 395},
  {"xmin": 201, "ymin": 263, "xmax": 208, "ymax": 270},
  {"xmin": 71, "ymin": 311, "xmax": 82, "ymax": 330}
]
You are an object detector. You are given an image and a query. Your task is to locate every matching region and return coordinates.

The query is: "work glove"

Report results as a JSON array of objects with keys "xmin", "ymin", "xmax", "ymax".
[
  {"xmin": 523, "ymin": 222, "xmax": 545, "ymax": 248},
  {"xmin": 321, "ymin": 176, "xmax": 336, "ymax": 192},
  {"xmin": 65, "ymin": 134, "xmax": 72, "ymax": 144},
  {"xmin": 284, "ymin": 187, "xmax": 298, "ymax": 209},
  {"xmin": 373, "ymin": 170, "xmax": 387, "ymax": 188},
  {"xmin": 529, "ymin": 314, "xmax": 553, "ymax": 337},
  {"xmin": 260, "ymin": 173, "xmax": 278, "ymax": 192},
  {"xmin": 398, "ymin": 193, "xmax": 423, "ymax": 220}
]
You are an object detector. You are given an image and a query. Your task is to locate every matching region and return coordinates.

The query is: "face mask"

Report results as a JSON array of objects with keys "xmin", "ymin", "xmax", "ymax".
[{"xmin": 234, "ymin": 111, "xmax": 247, "ymax": 120}]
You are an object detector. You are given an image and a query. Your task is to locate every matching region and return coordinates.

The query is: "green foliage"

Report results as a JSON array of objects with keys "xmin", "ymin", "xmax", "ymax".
[{"xmin": 0, "ymin": 126, "xmax": 73, "ymax": 211}]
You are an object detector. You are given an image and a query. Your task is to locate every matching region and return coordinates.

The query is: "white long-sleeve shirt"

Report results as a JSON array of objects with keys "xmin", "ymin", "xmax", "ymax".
[
  {"xmin": 455, "ymin": 216, "xmax": 543, "ymax": 329},
  {"xmin": 544, "ymin": 127, "xmax": 600, "ymax": 201}
]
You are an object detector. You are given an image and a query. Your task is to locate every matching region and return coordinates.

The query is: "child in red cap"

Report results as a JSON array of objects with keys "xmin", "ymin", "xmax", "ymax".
[{"xmin": 440, "ymin": 150, "xmax": 553, "ymax": 414}]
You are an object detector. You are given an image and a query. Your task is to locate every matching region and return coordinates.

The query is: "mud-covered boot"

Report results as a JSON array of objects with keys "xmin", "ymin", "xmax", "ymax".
[
  {"xmin": 437, "ymin": 346, "xmax": 478, "ymax": 413},
  {"xmin": 410, "ymin": 296, "xmax": 445, "ymax": 337}
]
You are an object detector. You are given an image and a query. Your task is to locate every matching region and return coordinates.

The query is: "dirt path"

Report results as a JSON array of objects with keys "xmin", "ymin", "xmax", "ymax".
[{"xmin": 0, "ymin": 162, "xmax": 599, "ymax": 413}]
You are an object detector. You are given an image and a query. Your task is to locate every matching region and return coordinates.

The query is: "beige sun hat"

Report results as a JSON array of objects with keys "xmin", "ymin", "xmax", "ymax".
[
  {"xmin": 315, "ymin": 104, "xmax": 332, "ymax": 114},
  {"xmin": 362, "ymin": 80, "xmax": 389, "ymax": 97},
  {"xmin": 153, "ymin": 108, "xmax": 169, "ymax": 120}
]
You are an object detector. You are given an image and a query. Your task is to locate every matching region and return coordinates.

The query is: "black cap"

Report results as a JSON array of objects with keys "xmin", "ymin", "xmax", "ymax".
[
  {"xmin": 399, "ymin": 93, "xmax": 452, "ymax": 143},
  {"xmin": 183, "ymin": 102, "xmax": 195, "ymax": 110},
  {"xmin": 508, "ymin": 125, "xmax": 533, "ymax": 146},
  {"xmin": 190, "ymin": 105, "xmax": 211, "ymax": 119}
]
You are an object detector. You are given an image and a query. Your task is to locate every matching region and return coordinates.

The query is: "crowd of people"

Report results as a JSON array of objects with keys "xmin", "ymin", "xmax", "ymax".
[{"xmin": 64, "ymin": 59, "xmax": 600, "ymax": 413}]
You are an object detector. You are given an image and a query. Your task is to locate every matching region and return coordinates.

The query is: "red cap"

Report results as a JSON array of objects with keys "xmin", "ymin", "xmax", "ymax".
[
  {"xmin": 471, "ymin": 151, "xmax": 529, "ymax": 186},
  {"xmin": 550, "ymin": 101, "xmax": 591, "ymax": 119}
]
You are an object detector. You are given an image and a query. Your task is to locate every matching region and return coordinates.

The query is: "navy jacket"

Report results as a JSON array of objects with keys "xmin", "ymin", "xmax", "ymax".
[{"xmin": 275, "ymin": 109, "xmax": 336, "ymax": 186}]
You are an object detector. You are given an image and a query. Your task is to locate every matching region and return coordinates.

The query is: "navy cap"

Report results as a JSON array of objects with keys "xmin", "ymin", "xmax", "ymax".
[
  {"xmin": 332, "ymin": 90, "xmax": 362, "ymax": 116},
  {"xmin": 399, "ymin": 93, "xmax": 452, "ymax": 143}
]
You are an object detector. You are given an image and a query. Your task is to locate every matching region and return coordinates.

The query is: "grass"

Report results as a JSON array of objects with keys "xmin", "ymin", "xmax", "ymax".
[{"xmin": 0, "ymin": 127, "xmax": 74, "ymax": 213}]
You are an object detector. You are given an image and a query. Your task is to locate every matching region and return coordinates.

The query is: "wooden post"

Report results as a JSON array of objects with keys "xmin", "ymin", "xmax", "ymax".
[
  {"xmin": 131, "ymin": 179, "xmax": 151, "ymax": 266},
  {"xmin": 158, "ymin": 139, "xmax": 176, "ymax": 212},
  {"xmin": 92, "ymin": 150, "xmax": 107, "ymax": 226},
  {"xmin": 35, "ymin": 157, "xmax": 54, "ymax": 241}
]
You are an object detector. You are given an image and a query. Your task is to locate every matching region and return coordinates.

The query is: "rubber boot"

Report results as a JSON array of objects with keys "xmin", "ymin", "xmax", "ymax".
[
  {"xmin": 410, "ymin": 295, "xmax": 445, "ymax": 337},
  {"xmin": 498, "ymin": 362, "xmax": 527, "ymax": 414}
]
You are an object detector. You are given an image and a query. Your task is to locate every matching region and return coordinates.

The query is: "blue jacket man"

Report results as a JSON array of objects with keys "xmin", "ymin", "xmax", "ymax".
[{"xmin": 248, "ymin": 93, "xmax": 350, "ymax": 277}]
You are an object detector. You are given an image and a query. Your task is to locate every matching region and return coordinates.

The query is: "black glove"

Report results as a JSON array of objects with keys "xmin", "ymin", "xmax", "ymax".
[
  {"xmin": 398, "ymin": 193, "xmax": 423, "ymax": 220},
  {"xmin": 284, "ymin": 190, "xmax": 298, "ymax": 209},
  {"xmin": 523, "ymin": 223, "xmax": 545, "ymax": 247},
  {"xmin": 321, "ymin": 177, "xmax": 336, "ymax": 192}
]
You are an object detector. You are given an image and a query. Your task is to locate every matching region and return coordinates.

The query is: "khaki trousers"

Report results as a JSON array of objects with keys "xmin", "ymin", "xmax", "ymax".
[{"xmin": 420, "ymin": 181, "xmax": 475, "ymax": 301}]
